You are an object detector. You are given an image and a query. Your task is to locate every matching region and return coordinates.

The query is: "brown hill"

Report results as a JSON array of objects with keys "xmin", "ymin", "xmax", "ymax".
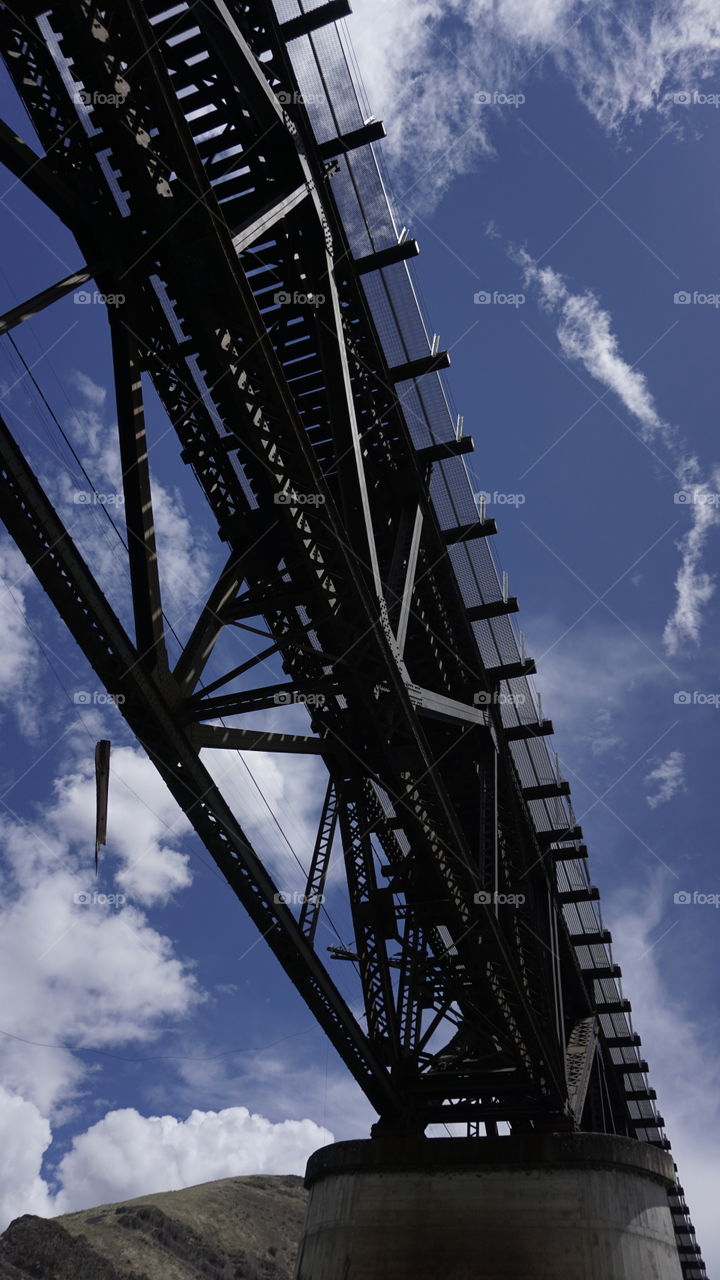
[{"xmin": 0, "ymin": 1175, "xmax": 307, "ymax": 1280}]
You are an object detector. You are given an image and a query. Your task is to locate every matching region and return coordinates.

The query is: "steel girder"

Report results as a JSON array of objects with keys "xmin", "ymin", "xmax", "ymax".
[{"xmin": 0, "ymin": 0, "xmax": 641, "ymax": 1138}]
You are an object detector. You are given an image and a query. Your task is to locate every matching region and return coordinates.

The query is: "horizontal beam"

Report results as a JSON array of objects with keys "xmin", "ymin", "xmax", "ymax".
[
  {"xmin": 416, "ymin": 437, "xmax": 475, "ymax": 465},
  {"xmin": 280, "ymin": 1, "xmax": 352, "ymax": 41},
  {"xmin": 467, "ymin": 597, "xmax": 519, "ymax": 622},
  {"xmin": 353, "ymin": 238, "xmax": 420, "ymax": 275},
  {"xmin": 557, "ymin": 886, "xmax": 600, "ymax": 903},
  {"xmin": 522, "ymin": 781, "xmax": 570, "ymax": 801},
  {"xmin": 503, "ymin": 717, "xmax": 553, "ymax": 740},
  {"xmin": 595, "ymin": 998, "xmax": 631, "ymax": 1014},
  {"xmin": 569, "ymin": 928, "xmax": 611, "ymax": 946},
  {"xmin": 485, "ymin": 659, "xmax": 536, "ymax": 682},
  {"xmin": 186, "ymin": 725, "xmax": 326, "ymax": 753},
  {"xmin": 551, "ymin": 843, "xmax": 588, "ymax": 861},
  {"xmin": 388, "ymin": 351, "xmax": 451, "ymax": 382},
  {"xmin": 604, "ymin": 1033, "xmax": 640, "ymax": 1048},
  {"xmin": 633, "ymin": 1114, "xmax": 665, "ymax": 1129},
  {"xmin": 442, "ymin": 518, "xmax": 497, "ymax": 544},
  {"xmin": 318, "ymin": 120, "xmax": 386, "ymax": 161},
  {"xmin": 625, "ymin": 1088, "xmax": 657, "ymax": 1102},
  {"xmin": 582, "ymin": 963, "xmax": 621, "ymax": 980},
  {"xmin": 617, "ymin": 1060, "xmax": 649, "ymax": 1074},
  {"xmin": 539, "ymin": 826, "xmax": 583, "ymax": 849}
]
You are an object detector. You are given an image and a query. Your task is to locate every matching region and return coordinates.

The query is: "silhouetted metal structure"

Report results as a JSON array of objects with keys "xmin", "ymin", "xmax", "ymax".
[{"xmin": 0, "ymin": 3, "xmax": 705, "ymax": 1274}]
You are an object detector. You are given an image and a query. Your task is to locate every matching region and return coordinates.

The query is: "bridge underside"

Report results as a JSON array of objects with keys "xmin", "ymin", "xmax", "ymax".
[{"xmin": 0, "ymin": 2, "xmax": 705, "ymax": 1276}]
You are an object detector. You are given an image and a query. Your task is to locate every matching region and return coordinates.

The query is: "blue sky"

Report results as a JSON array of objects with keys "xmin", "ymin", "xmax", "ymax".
[{"xmin": 0, "ymin": 0, "xmax": 718, "ymax": 1270}]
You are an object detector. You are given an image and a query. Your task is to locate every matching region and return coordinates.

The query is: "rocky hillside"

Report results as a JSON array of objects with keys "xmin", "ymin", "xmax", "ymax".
[{"xmin": 0, "ymin": 1175, "xmax": 307, "ymax": 1280}]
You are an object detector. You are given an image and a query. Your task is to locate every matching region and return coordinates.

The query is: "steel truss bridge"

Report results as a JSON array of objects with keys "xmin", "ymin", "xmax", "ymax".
[{"xmin": 0, "ymin": 2, "xmax": 706, "ymax": 1274}]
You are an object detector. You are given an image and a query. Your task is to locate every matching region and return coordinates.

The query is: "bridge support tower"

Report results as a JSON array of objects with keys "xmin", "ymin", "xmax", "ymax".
[{"xmin": 294, "ymin": 1133, "xmax": 683, "ymax": 1279}]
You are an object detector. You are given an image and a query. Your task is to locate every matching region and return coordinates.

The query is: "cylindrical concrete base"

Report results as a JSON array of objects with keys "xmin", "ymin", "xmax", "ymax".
[{"xmin": 294, "ymin": 1133, "xmax": 682, "ymax": 1280}]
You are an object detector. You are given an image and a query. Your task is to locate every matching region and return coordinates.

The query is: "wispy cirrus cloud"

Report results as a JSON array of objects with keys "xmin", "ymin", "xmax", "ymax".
[
  {"xmin": 515, "ymin": 252, "xmax": 720, "ymax": 655},
  {"xmin": 644, "ymin": 749, "xmax": 686, "ymax": 808},
  {"xmin": 346, "ymin": 0, "xmax": 720, "ymax": 206}
]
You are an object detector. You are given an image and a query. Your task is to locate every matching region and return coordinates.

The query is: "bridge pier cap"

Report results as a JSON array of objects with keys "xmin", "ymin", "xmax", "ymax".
[{"xmin": 294, "ymin": 1133, "xmax": 683, "ymax": 1280}]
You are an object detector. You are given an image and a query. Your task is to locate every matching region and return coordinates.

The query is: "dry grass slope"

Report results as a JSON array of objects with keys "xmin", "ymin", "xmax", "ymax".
[{"xmin": 0, "ymin": 1175, "xmax": 308, "ymax": 1280}]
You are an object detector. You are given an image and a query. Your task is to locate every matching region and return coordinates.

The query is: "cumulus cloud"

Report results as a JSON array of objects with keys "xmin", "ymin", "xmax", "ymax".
[
  {"xmin": 0, "ymin": 1094, "xmax": 332, "ymax": 1228},
  {"xmin": 0, "ymin": 745, "xmax": 200, "ymax": 1117},
  {"xmin": 52, "ymin": 1105, "xmax": 332, "ymax": 1212},
  {"xmin": 644, "ymin": 749, "xmax": 686, "ymax": 808},
  {"xmin": 516, "ymin": 254, "xmax": 720, "ymax": 653},
  {"xmin": 608, "ymin": 876, "xmax": 720, "ymax": 1270},
  {"xmin": 343, "ymin": 0, "xmax": 720, "ymax": 205}
]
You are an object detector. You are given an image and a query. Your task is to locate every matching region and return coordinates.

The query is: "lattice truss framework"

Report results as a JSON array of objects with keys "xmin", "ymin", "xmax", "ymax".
[{"xmin": 0, "ymin": 4, "xmax": 706, "ymax": 1274}]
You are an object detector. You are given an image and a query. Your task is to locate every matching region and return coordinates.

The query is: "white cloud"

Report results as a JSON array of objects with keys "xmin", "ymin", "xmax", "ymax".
[
  {"xmin": 607, "ymin": 877, "xmax": 720, "ymax": 1272},
  {"xmin": 0, "ymin": 1086, "xmax": 55, "ymax": 1226},
  {"xmin": 48, "ymin": 744, "xmax": 194, "ymax": 907},
  {"xmin": 516, "ymin": 256, "xmax": 720, "ymax": 654},
  {"xmin": 0, "ymin": 539, "xmax": 42, "ymax": 737},
  {"xmin": 0, "ymin": 1093, "xmax": 332, "ymax": 1228},
  {"xmin": 663, "ymin": 464, "xmax": 720, "ymax": 654},
  {"xmin": 0, "ymin": 746, "xmax": 200, "ymax": 1117},
  {"xmin": 344, "ymin": 0, "xmax": 720, "ymax": 206},
  {"xmin": 644, "ymin": 749, "xmax": 686, "ymax": 808},
  {"xmin": 52, "ymin": 1105, "xmax": 332, "ymax": 1212}
]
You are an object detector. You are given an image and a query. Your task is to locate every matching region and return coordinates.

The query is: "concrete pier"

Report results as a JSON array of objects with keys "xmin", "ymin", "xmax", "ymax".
[{"xmin": 294, "ymin": 1133, "xmax": 683, "ymax": 1279}]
